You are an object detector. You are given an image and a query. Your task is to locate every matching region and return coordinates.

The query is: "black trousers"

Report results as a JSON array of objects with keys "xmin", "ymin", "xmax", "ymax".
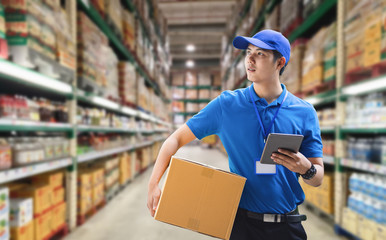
[{"xmin": 230, "ymin": 208, "xmax": 307, "ymax": 240}]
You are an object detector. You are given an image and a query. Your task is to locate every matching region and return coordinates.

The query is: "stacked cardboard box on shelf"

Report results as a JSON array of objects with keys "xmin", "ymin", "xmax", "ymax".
[
  {"xmin": 137, "ymin": 76, "xmax": 150, "ymax": 111},
  {"xmin": 198, "ymin": 73, "xmax": 211, "ymax": 86},
  {"xmin": 0, "ymin": 187, "xmax": 9, "ymax": 240},
  {"xmin": 185, "ymin": 103, "xmax": 198, "ymax": 113},
  {"xmin": 301, "ymin": 27, "xmax": 328, "ymax": 92},
  {"xmin": 300, "ymin": 173, "xmax": 334, "ymax": 214},
  {"xmin": 172, "ymin": 73, "xmax": 184, "ymax": 86},
  {"xmin": 119, "ymin": 152, "xmax": 132, "ymax": 185},
  {"xmin": 280, "ymin": 0, "xmax": 302, "ymax": 35},
  {"xmin": 77, "ymin": 170, "xmax": 93, "ymax": 216},
  {"xmin": 281, "ymin": 40, "xmax": 305, "ymax": 94},
  {"xmin": 199, "ymin": 89, "xmax": 210, "ymax": 99},
  {"xmin": 10, "ymin": 197, "xmax": 33, "ymax": 240},
  {"xmin": 323, "ymin": 23, "xmax": 337, "ymax": 83},
  {"xmin": 77, "ymin": 12, "xmax": 109, "ymax": 90},
  {"xmin": 122, "ymin": 10, "xmax": 136, "ymax": 51},
  {"xmin": 105, "ymin": 0, "xmax": 123, "ymax": 37},
  {"xmin": 90, "ymin": 168, "xmax": 104, "ymax": 207},
  {"xmin": 118, "ymin": 62, "xmax": 137, "ymax": 104},
  {"xmin": 9, "ymin": 171, "xmax": 65, "ymax": 240},
  {"xmin": 185, "ymin": 72, "xmax": 197, "ymax": 86}
]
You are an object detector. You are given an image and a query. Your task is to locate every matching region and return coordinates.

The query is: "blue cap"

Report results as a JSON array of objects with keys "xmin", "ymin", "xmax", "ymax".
[{"xmin": 233, "ymin": 29, "xmax": 291, "ymax": 66}]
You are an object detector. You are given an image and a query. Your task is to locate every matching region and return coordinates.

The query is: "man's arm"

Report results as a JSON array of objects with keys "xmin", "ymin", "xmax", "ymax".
[
  {"xmin": 147, "ymin": 123, "xmax": 196, "ymax": 217},
  {"xmin": 271, "ymin": 149, "xmax": 324, "ymax": 187}
]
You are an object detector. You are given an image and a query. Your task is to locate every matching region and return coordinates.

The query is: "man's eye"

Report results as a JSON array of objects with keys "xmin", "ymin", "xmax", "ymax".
[{"xmin": 257, "ymin": 52, "xmax": 263, "ymax": 56}]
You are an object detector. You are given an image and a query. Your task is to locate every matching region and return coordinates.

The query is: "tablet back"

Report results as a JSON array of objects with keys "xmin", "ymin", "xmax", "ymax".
[{"xmin": 260, "ymin": 133, "xmax": 304, "ymax": 165}]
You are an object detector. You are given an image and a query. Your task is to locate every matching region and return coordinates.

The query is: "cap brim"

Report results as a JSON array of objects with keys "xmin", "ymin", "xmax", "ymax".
[{"xmin": 233, "ymin": 36, "xmax": 275, "ymax": 50}]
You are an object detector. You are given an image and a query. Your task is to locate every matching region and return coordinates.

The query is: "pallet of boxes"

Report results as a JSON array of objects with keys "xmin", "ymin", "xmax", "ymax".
[
  {"xmin": 77, "ymin": 167, "xmax": 105, "ymax": 225},
  {"xmin": 119, "ymin": 152, "xmax": 132, "ymax": 187},
  {"xmin": 9, "ymin": 171, "xmax": 66, "ymax": 240}
]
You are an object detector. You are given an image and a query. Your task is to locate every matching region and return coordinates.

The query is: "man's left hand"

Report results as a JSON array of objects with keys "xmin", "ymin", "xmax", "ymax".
[{"xmin": 271, "ymin": 148, "xmax": 311, "ymax": 174}]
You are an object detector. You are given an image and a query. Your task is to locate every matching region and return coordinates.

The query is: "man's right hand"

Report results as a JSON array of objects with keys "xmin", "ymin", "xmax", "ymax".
[{"xmin": 147, "ymin": 182, "xmax": 161, "ymax": 217}]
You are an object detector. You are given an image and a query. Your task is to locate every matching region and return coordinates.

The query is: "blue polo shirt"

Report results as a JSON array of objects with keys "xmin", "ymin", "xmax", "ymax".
[{"xmin": 186, "ymin": 84, "xmax": 323, "ymax": 214}]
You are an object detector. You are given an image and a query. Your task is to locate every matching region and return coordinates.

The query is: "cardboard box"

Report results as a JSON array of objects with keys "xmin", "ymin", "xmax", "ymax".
[
  {"xmin": 52, "ymin": 187, "xmax": 64, "ymax": 206},
  {"xmin": 34, "ymin": 210, "xmax": 51, "ymax": 240},
  {"xmin": 9, "ymin": 198, "xmax": 33, "ymax": 227},
  {"xmin": 10, "ymin": 220, "xmax": 33, "ymax": 240},
  {"xmin": 0, "ymin": 187, "xmax": 9, "ymax": 216},
  {"xmin": 31, "ymin": 171, "xmax": 64, "ymax": 190},
  {"xmin": 342, "ymin": 207, "xmax": 358, "ymax": 236},
  {"xmin": 10, "ymin": 184, "xmax": 51, "ymax": 216},
  {"xmin": 0, "ymin": 213, "xmax": 9, "ymax": 240},
  {"xmin": 51, "ymin": 202, "xmax": 65, "ymax": 231},
  {"xmin": 376, "ymin": 223, "xmax": 386, "ymax": 240},
  {"xmin": 155, "ymin": 157, "xmax": 246, "ymax": 240}
]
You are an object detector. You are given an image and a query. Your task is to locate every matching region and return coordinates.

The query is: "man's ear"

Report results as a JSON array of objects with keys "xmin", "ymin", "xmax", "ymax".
[{"xmin": 278, "ymin": 57, "xmax": 286, "ymax": 68}]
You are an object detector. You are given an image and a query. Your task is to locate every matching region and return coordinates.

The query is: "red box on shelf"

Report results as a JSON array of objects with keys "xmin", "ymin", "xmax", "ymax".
[{"xmin": 0, "ymin": 38, "xmax": 8, "ymax": 59}]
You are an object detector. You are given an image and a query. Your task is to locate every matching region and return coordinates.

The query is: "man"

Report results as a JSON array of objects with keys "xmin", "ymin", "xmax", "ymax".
[{"xmin": 147, "ymin": 29, "xmax": 323, "ymax": 240}]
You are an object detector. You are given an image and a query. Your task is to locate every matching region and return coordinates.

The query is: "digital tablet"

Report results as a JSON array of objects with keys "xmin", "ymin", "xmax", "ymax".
[{"xmin": 260, "ymin": 133, "xmax": 304, "ymax": 165}]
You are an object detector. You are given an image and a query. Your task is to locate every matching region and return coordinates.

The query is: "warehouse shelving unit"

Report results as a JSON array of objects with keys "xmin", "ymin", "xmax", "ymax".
[{"xmin": 0, "ymin": 0, "xmax": 172, "ymax": 234}]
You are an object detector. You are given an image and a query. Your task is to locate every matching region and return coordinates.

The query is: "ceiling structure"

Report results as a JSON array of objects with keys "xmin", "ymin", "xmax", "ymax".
[{"xmin": 158, "ymin": 0, "xmax": 237, "ymax": 69}]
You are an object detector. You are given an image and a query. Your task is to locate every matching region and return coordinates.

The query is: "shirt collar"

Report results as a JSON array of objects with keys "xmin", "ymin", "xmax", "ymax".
[{"xmin": 246, "ymin": 83, "xmax": 287, "ymax": 107}]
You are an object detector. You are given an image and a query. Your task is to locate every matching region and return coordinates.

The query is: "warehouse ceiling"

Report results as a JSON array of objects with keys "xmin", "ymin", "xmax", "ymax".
[{"xmin": 158, "ymin": 0, "xmax": 237, "ymax": 69}]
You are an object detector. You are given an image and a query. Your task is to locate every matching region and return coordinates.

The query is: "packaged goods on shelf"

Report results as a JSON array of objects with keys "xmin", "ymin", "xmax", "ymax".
[
  {"xmin": 198, "ymin": 73, "xmax": 211, "ymax": 85},
  {"xmin": 185, "ymin": 103, "xmax": 198, "ymax": 113},
  {"xmin": 0, "ymin": 139, "xmax": 11, "ymax": 170},
  {"xmin": 347, "ymin": 136, "xmax": 386, "ymax": 165},
  {"xmin": 0, "ymin": 187, "xmax": 9, "ymax": 216},
  {"xmin": 137, "ymin": 76, "xmax": 150, "ymax": 111},
  {"xmin": 213, "ymin": 73, "xmax": 221, "ymax": 86},
  {"xmin": 10, "ymin": 198, "xmax": 33, "ymax": 228},
  {"xmin": 317, "ymin": 108, "xmax": 336, "ymax": 126},
  {"xmin": 0, "ymin": 213, "xmax": 9, "ymax": 240},
  {"xmin": 323, "ymin": 23, "xmax": 337, "ymax": 82},
  {"xmin": 100, "ymin": 46, "xmax": 119, "ymax": 100},
  {"xmin": 280, "ymin": 0, "xmax": 302, "ymax": 35},
  {"xmin": 135, "ymin": 19, "xmax": 144, "ymax": 64},
  {"xmin": 77, "ymin": 12, "xmax": 109, "ymax": 92},
  {"xmin": 172, "ymin": 87, "xmax": 184, "ymax": 100},
  {"xmin": 104, "ymin": 0, "xmax": 123, "ymax": 36},
  {"xmin": 301, "ymin": 27, "xmax": 328, "ymax": 92},
  {"xmin": 345, "ymin": 93, "xmax": 386, "ymax": 126},
  {"xmin": 122, "ymin": 10, "xmax": 136, "ymax": 51},
  {"xmin": 31, "ymin": 171, "xmax": 63, "ymax": 190},
  {"xmin": 119, "ymin": 152, "xmax": 131, "ymax": 185},
  {"xmin": 0, "ymin": 2, "xmax": 6, "ymax": 60},
  {"xmin": 10, "ymin": 219, "xmax": 33, "ymax": 240},
  {"xmin": 34, "ymin": 208, "xmax": 51, "ymax": 240},
  {"xmin": 77, "ymin": 133, "xmax": 131, "ymax": 155},
  {"xmin": 185, "ymin": 72, "xmax": 197, "ymax": 86},
  {"xmin": 281, "ymin": 40, "xmax": 305, "ymax": 94},
  {"xmin": 199, "ymin": 103, "xmax": 207, "ymax": 111},
  {"xmin": 348, "ymin": 173, "xmax": 386, "ymax": 225},
  {"xmin": 51, "ymin": 202, "xmax": 65, "ymax": 231},
  {"xmin": 173, "ymin": 115, "xmax": 184, "ymax": 125},
  {"xmin": 211, "ymin": 90, "xmax": 221, "ymax": 99},
  {"xmin": 199, "ymin": 89, "xmax": 210, "ymax": 99},
  {"xmin": 77, "ymin": 170, "xmax": 93, "ymax": 215},
  {"xmin": 265, "ymin": 4, "xmax": 280, "ymax": 31},
  {"xmin": 300, "ymin": 173, "xmax": 334, "ymax": 214},
  {"xmin": 322, "ymin": 138, "xmax": 335, "ymax": 156},
  {"xmin": 10, "ymin": 184, "xmax": 50, "ymax": 216},
  {"xmin": 118, "ymin": 62, "xmax": 137, "ymax": 104},
  {"xmin": 185, "ymin": 89, "xmax": 197, "ymax": 100}
]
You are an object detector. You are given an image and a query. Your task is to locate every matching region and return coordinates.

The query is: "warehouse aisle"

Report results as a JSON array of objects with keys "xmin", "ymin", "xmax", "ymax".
[{"xmin": 65, "ymin": 145, "xmax": 345, "ymax": 240}]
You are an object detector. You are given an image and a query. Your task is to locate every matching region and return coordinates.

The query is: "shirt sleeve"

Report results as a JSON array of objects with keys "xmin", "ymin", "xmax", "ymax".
[
  {"xmin": 299, "ymin": 107, "xmax": 323, "ymax": 158},
  {"xmin": 186, "ymin": 95, "xmax": 223, "ymax": 140}
]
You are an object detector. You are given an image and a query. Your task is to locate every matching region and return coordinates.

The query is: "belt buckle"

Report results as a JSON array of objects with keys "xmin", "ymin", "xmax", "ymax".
[{"xmin": 263, "ymin": 214, "xmax": 277, "ymax": 222}]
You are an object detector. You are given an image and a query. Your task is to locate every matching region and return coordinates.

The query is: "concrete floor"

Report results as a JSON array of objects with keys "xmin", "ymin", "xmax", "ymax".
[{"xmin": 65, "ymin": 145, "xmax": 346, "ymax": 240}]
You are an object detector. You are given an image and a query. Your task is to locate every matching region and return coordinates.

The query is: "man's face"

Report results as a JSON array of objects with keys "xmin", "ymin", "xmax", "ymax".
[{"xmin": 244, "ymin": 44, "xmax": 279, "ymax": 83}]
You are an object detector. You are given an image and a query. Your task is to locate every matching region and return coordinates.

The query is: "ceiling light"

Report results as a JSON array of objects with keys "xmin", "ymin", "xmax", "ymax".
[
  {"xmin": 0, "ymin": 59, "xmax": 72, "ymax": 94},
  {"xmin": 186, "ymin": 44, "xmax": 195, "ymax": 52},
  {"xmin": 186, "ymin": 60, "xmax": 195, "ymax": 68},
  {"xmin": 342, "ymin": 75, "xmax": 386, "ymax": 96}
]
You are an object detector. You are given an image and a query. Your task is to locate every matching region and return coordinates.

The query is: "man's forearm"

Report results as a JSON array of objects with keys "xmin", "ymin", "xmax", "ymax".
[
  {"xmin": 303, "ymin": 163, "xmax": 324, "ymax": 187},
  {"xmin": 148, "ymin": 136, "xmax": 180, "ymax": 186}
]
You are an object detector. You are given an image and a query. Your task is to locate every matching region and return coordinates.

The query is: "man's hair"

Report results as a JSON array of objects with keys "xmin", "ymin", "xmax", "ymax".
[{"xmin": 272, "ymin": 50, "xmax": 285, "ymax": 76}]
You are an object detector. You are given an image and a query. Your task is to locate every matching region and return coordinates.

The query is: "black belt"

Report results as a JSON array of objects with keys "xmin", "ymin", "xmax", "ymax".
[{"xmin": 243, "ymin": 208, "xmax": 307, "ymax": 223}]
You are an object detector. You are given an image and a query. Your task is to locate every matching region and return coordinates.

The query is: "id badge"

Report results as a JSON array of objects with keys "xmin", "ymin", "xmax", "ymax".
[{"xmin": 255, "ymin": 158, "xmax": 276, "ymax": 175}]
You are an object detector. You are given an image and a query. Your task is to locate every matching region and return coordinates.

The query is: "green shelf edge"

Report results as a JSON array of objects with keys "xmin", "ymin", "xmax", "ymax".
[
  {"xmin": 77, "ymin": 0, "xmax": 166, "ymax": 102},
  {"xmin": 340, "ymin": 74, "xmax": 386, "ymax": 98},
  {"xmin": 288, "ymin": 0, "xmax": 337, "ymax": 43},
  {"xmin": 173, "ymin": 112, "xmax": 198, "ymax": 116},
  {"xmin": 341, "ymin": 127, "xmax": 386, "ymax": 134},
  {"xmin": 265, "ymin": 0, "xmax": 282, "ymax": 14},
  {"xmin": 0, "ymin": 125, "xmax": 73, "ymax": 132},
  {"xmin": 77, "ymin": 128, "xmax": 137, "ymax": 133}
]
